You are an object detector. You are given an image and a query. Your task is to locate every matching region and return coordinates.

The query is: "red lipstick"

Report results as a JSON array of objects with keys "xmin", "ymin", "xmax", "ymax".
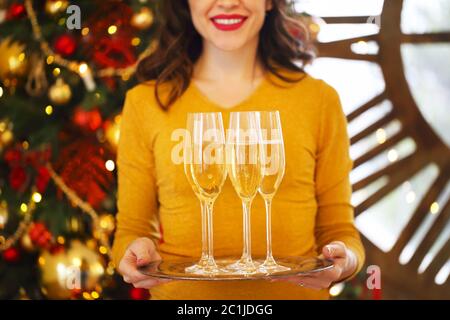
[{"xmin": 210, "ymin": 14, "xmax": 248, "ymax": 31}]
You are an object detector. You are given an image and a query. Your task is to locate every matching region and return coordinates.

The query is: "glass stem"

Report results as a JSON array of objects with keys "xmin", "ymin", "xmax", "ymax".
[
  {"xmin": 200, "ymin": 200, "xmax": 208, "ymax": 260},
  {"xmin": 264, "ymin": 198, "xmax": 274, "ymax": 261},
  {"xmin": 205, "ymin": 199, "xmax": 215, "ymax": 263},
  {"xmin": 241, "ymin": 199, "xmax": 253, "ymax": 263}
]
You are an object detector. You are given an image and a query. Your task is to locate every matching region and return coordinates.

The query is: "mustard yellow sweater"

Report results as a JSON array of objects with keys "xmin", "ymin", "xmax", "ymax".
[{"xmin": 112, "ymin": 70, "xmax": 365, "ymax": 300}]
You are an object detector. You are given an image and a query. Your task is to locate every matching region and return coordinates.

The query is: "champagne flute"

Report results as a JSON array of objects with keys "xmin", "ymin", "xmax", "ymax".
[
  {"xmin": 257, "ymin": 111, "xmax": 290, "ymax": 273},
  {"xmin": 226, "ymin": 112, "xmax": 263, "ymax": 274},
  {"xmin": 184, "ymin": 112, "xmax": 227, "ymax": 274},
  {"xmin": 183, "ymin": 139, "xmax": 209, "ymax": 274}
]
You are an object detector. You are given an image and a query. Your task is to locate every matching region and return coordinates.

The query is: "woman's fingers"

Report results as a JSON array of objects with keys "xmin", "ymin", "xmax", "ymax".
[
  {"xmin": 121, "ymin": 260, "xmax": 169, "ymax": 287},
  {"xmin": 118, "ymin": 250, "xmax": 152, "ymax": 283},
  {"xmin": 129, "ymin": 238, "xmax": 154, "ymax": 266},
  {"xmin": 323, "ymin": 241, "xmax": 347, "ymax": 259},
  {"xmin": 268, "ymin": 242, "xmax": 350, "ymax": 290},
  {"xmin": 120, "ymin": 263, "xmax": 151, "ymax": 283},
  {"xmin": 118, "ymin": 237, "xmax": 164, "ymax": 285}
]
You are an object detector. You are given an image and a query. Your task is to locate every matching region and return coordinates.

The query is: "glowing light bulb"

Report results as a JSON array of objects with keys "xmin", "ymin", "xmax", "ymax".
[
  {"xmin": 32, "ymin": 192, "xmax": 42, "ymax": 203},
  {"xmin": 430, "ymin": 202, "xmax": 439, "ymax": 214},
  {"xmin": 108, "ymin": 25, "xmax": 117, "ymax": 35},
  {"xmin": 45, "ymin": 105, "xmax": 53, "ymax": 115},
  {"xmin": 105, "ymin": 160, "xmax": 115, "ymax": 172}
]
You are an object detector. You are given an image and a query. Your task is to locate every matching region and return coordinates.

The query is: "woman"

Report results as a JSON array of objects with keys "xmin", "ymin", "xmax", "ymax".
[{"xmin": 112, "ymin": 0, "xmax": 365, "ymax": 299}]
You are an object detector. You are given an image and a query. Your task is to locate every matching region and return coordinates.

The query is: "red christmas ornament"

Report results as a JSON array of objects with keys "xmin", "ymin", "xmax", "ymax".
[
  {"xmin": 9, "ymin": 166, "xmax": 28, "ymax": 191},
  {"xmin": 72, "ymin": 107, "xmax": 103, "ymax": 132},
  {"xmin": 4, "ymin": 148, "xmax": 22, "ymax": 164},
  {"xmin": 35, "ymin": 166, "xmax": 51, "ymax": 193},
  {"xmin": 86, "ymin": 2, "xmax": 133, "ymax": 37},
  {"xmin": 53, "ymin": 139, "xmax": 113, "ymax": 208},
  {"xmin": 7, "ymin": 3, "xmax": 26, "ymax": 20},
  {"xmin": 4, "ymin": 146, "xmax": 52, "ymax": 194},
  {"xmin": 2, "ymin": 247, "xmax": 21, "ymax": 263},
  {"xmin": 93, "ymin": 36, "xmax": 136, "ymax": 69},
  {"xmin": 81, "ymin": 2, "xmax": 135, "ymax": 69},
  {"xmin": 29, "ymin": 222, "xmax": 52, "ymax": 249},
  {"xmin": 54, "ymin": 34, "xmax": 77, "ymax": 57},
  {"xmin": 129, "ymin": 287, "xmax": 151, "ymax": 300}
]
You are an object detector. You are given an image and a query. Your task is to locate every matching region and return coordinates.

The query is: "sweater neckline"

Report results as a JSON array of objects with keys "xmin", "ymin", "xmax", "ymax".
[{"xmin": 188, "ymin": 72, "xmax": 270, "ymax": 111}]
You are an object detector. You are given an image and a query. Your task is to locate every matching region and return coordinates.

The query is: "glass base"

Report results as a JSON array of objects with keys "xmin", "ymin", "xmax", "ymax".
[
  {"xmin": 258, "ymin": 257, "xmax": 291, "ymax": 274},
  {"xmin": 224, "ymin": 258, "xmax": 261, "ymax": 275},
  {"xmin": 138, "ymin": 256, "xmax": 334, "ymax": 281},
  {"xmin": 184, "ymin": 257, "xmax": 223, "ymax": 275}
]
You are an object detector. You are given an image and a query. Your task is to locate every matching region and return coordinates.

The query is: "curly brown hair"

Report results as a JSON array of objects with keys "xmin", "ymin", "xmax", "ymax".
[{"xmin": 136, "ymin": 0, "xmax": 314, "ymax": 109}]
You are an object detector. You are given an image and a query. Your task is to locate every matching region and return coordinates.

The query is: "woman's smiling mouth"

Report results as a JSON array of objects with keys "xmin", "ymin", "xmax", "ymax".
[{"xmin": 210, "ymin": 14, "xmax": 248, "ymax": 31}]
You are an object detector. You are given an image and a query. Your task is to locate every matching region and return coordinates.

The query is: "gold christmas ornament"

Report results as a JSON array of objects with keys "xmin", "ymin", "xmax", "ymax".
[
  {"xmin": 45, "ymin": 0, "xmax": 69, "ymax": 16},
  {"xmin": 97, "ymin": 214, "xmax": 115, "ymax": 235},
  {"xmin": 48, "ymin": 78, "xmax": 72, "ymax": 105},
  {"xmin": 1, "ymin": 129, "xmax": 13, "ymax": 146},
  {"xmin": 0, "ymin": 119, "xmax": 14, "ymax": 153},
  {"xmin": 104, "ymin": 114, "xmax": 121, "ymax": 150},
  {"xmin": 0, "ymin": 37, "xmax": 28, "ymax": 80},
  {"xmin": 131, "ymin": 7, "xmax": 154, "ymax": 30},
  {"xmin": 20, "ymin": 232, "xmax": 36, "ymax": 252},
  {"xmin": 0, "ymin": 200, "xmax": 8, "ymax": 229},
  {"xmin": 67, "ymin": 215, "xmax": 84, "ymax": 233},
  {"xmin": 39, "ymin": 240, "xmax": 105, "ymax": 299}
]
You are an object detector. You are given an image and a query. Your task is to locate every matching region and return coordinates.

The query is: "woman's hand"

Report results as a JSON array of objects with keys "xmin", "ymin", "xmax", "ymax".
[
  {"xmin": 272, "ymin": 241, "xmax": 358, "ymax": 290},
  {"xmin": 118, "ymin": 237, "xmax": 172, "ymax": 289}
]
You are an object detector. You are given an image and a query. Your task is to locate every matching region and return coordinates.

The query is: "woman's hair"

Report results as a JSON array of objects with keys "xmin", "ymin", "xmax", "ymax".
[{"xmin": 136, "ymin": 0, "xmax": 314, "ymax": 109}]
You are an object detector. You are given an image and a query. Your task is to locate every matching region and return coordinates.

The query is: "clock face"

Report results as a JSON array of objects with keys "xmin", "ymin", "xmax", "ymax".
[{"xmin": 295, "ymin": 0, "xmax": 450, "ymax": 298}]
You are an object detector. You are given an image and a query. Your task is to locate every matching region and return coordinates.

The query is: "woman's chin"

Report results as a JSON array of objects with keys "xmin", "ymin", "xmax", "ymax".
[{"xmin": 210, "ymin": 39, "xmax": 248, "ymax": 52}]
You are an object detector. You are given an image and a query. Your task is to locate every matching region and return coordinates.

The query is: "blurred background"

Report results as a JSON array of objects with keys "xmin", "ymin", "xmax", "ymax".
[{"xmin": 0, "ymin": 0, "xmax": 448, "ymax": 299}]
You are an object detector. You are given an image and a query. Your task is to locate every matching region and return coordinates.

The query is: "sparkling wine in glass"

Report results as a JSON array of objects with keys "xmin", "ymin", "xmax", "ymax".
[
  {"xmin": 226, "ymin": 112, "xmax": 263, "ymax": 274},
  {"xmin": 184, "ymin": 112, "xmax": 227, "ymax": 274},
  {"xmin": 257, "ymin": 111, "xmax": 290, "ymax": 273}
]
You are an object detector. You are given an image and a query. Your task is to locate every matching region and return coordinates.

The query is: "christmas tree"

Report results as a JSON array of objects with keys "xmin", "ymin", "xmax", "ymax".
[{"xmin": 0, "ymin": 0, "xmax": 158, "ymax": 300}]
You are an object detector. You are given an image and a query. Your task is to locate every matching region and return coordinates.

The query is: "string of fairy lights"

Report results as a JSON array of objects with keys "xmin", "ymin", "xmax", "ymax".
[
  {"xmin": 24, "ymin": 0, "xmax": 158, "ymax": 84},
  {"xmin": 0, "ymin": 187, "xmax": 37, "ymax": 251}
]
